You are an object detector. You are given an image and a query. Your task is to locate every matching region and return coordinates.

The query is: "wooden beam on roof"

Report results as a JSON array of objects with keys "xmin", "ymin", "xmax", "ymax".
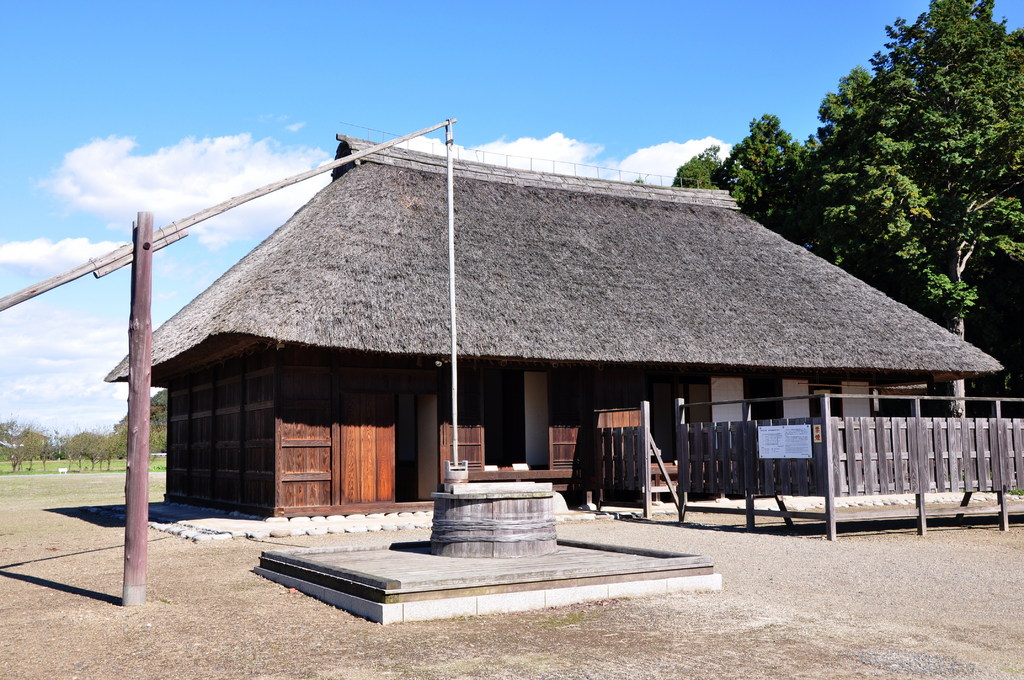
[{"xmin": 0, "ymin": 119, "xmax": 456, "ymax": 313}]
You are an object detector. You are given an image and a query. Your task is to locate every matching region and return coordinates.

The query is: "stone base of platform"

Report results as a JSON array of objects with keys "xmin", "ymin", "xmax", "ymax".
[{"xmin": 255, "ymin": 540, "xmax": 721, "ymax": 624}]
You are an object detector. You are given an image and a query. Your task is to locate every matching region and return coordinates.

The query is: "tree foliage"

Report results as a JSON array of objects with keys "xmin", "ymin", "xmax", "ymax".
[
  {"xmin": 715, "ymin": 114, "xmax": 817, "ymax": 244},
  {"xmin": 814, "ymin": 0, "xmax": 1024, "ymax": 337},
  {"xmin": 673, "ymin": 146, "xmax": 724, "ymax": 190},
  {"xmin": 0, "ymin": 421, "xmax": 49, "ymax": 472},
  {"xmin": 718, "ymin": 0, "xmax": 1024, "ymax": 397}
]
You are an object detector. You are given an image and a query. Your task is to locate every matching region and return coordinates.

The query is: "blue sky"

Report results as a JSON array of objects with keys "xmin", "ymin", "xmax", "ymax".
[{"xmin": 2, "ymin": 0, "xmax": 1021, "ymax": 431}]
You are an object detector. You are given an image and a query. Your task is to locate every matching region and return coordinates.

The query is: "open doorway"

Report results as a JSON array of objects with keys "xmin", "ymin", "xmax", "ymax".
[{"xmin": 482, "ymin": 369, "xmax": 550, "ymax": 469}]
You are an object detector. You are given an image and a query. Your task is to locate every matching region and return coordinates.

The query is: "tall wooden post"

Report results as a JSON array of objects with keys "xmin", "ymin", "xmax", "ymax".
[
  {"xmin": 820, "ymin": 394, "xmax": 837, "ymax": 541},
  {"xmin": 640, "ymin": 400, "xmax": 653, "ymax": 519},
  {"xmin": 123, "ymin": 212, "xmax": 153, "ymax": 606},
  {"xmin": 741, "ymin": 400, "xmax": 756, "ymax": 531},
  {"xmin": 675, "ymin": 397, "xmax": 687, "ymax": 524},
  {"xmin": 445, "ymin": 120, "xmax": 459, "ymax": 467},
  {"xmin": 910, "ymin": 398, "xmax": 927, "ymax": 536}
]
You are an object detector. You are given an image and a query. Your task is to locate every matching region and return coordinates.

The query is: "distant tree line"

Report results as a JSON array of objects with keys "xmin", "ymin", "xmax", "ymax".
[
  {"xmin": 677, "ymin": 0, "xmax": 1024, "ymax": 399},
  {"xmin": 0, "ymin": 390, "xmax": 168, "ymax": 472}
]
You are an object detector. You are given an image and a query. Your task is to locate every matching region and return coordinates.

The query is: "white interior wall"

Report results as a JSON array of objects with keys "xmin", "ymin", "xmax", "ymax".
[
  {"xmin": 842, "ymin": 380, "xmax": 871, "ymax": 417},
  {"xmin": 523, "ymin": 371, "xmax": 549, "ymax": 467},
  {"xmin": 782, "ymin": 379, "xmax": 810, "ymax": 418},
  {"xmin": 711, "ymin": 376, "xmax": 744, "ymax": 422}
]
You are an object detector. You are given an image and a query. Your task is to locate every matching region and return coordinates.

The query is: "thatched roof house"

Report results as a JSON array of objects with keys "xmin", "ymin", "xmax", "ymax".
[{"xmin": 111, "ymin": 137, "xmax": 999, "ymax": 516}]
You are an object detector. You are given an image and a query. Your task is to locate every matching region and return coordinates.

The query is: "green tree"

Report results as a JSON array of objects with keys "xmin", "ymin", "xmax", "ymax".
[
  {"xmin": 113, "ymin": 388, "xmax": 166, "ymax": 457},
  {"xmin": 66, "ymin": 430, "xmax": 101, "ymax": 470},
  {"xmin": 0, "ymin": 419, "xmax": 16, "ymax": 470},
  {"xmin": 673, "ymin": 145, "xmax": 724, "ymax": 190},
  {"xmin": 2, "ymin": 422, "xmax": 48, "ymax": 472},
  {"xmin": 812, "ymin": 0, "xmax": 1024, "ymax": 404},
  {"xmin": 716, "ymin": 114, "xmax": 812, "ymax": 242},
  {"xmin": 969, "ymin": 250, "xmax": 1024, "ymax": 401}
]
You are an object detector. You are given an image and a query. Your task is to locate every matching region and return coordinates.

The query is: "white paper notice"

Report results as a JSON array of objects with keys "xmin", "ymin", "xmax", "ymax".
[{"xmin": 757, "ymin": 424, "xmax": 812, "ymax": 459}]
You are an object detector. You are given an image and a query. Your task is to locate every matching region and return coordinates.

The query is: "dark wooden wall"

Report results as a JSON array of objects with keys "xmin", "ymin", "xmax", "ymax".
[
  {"xmin": 169, "ymin": 346, "xmax": 878, "ymax": 515},
  {"xmin": 166, "ymin": 352, "xmax": 276, "ymax": 511},
  {"xmin": 277, "ymin": 347, "xmax": 333, "ymax": 513},
  {"xmin": 166, "ymin": 347, "xmax": 439, "ymax": 515}
]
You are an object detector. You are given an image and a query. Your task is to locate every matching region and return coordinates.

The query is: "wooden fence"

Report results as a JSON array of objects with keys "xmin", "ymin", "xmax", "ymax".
[
  {"xmin": 680, "ymin": 418, "xmax": 823, "ymax": 497},
  {"xmin": 595, "ymin": 407, "xmax": 645, "ymax": 493},
  {"xmin": 835, "ymin": 416, "xmax": 1024, "ymax": 495},
  {"xmin": 676, "ymin": 395, "xmax": 1024, "ymax": 540},
  {"xmin": 595, "ymin": 405, "xmax": 681, "ymax": 519}
]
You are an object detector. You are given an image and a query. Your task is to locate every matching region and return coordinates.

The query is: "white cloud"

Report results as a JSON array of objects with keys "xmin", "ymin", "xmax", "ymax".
[
  {"xmin": 43, "ymin": 134, "xmax": 331, "ymax": 250},
  {"xmin": 285, "ymin": 122, "xmax": 307, "ymax": 133},
  {"xmin": 470, "ymin": 133, "xmax": 604, "ymax": 174},
  {"xmin": 0, "ymin": 300, "xmax": 129, "ymax": 429},
  {"xmin": 616, "ymin": 137, "xmax": 731, "ymax": 183},
  {"xmin": 0, "ymin": 237, "xmax": 125, "ymax": 278}
]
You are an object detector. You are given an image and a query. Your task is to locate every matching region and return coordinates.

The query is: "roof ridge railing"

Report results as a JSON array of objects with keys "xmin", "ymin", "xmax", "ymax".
[{"xmin": 337, "ymin": 122, "xmax": 714, "ymax": 190}]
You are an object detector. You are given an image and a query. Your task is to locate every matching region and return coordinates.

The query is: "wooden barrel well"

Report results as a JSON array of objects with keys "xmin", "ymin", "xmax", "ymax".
[{"xmin": 430, "ymin": 483, "xmax": 557, "ymax": 558}]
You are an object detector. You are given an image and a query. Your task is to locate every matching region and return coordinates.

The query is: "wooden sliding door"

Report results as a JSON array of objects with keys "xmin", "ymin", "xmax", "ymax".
[{"xmin": 339, "ymin": 393, "xmax": 396, "ymax": 504}]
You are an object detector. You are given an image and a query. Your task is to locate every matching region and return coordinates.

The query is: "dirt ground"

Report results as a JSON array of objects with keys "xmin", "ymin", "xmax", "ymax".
[{"xmin": 1, "ymin": 474, "xmax": 1022, "ymax": 680}]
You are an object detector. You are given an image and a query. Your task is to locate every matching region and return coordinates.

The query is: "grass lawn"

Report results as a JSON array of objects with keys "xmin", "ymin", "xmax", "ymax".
[{"xmin": 0, "ymin": 457, "xmax": 167, "ymax": 475}]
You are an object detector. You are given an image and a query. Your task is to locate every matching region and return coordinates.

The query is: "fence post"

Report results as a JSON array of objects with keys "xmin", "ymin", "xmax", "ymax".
[
  {"xmin": 992, "ymin": 400, "xmax": 1010, "ymax": 531},
  {"xmin": 640, "ymin": 400, "xmax": 653, "ymax": 519},
  {"xmin": 911, "ymin": 398, "xmax": 927, "ymax": 536},
  {"xmin": 742, "ymin": 400, "xmax": 755, "ymax": 530},
  {"xmin": 821, "ymin": 394, "xmax": 837, "ymax": 541},
  {"xmin": 675, "ymin": 397, "xmax": 687, "ymax": 524}
]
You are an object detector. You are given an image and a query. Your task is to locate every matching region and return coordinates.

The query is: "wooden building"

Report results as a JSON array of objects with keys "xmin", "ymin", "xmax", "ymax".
[{"xmin": 107, "ymin": 138, "xmax": 1001, "ymax": 516}]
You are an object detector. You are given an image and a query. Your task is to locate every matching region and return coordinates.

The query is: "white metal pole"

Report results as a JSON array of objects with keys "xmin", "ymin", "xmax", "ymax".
[{"xmin": 446, "ymin": 119, "xmax": 459, "ymax": 466}]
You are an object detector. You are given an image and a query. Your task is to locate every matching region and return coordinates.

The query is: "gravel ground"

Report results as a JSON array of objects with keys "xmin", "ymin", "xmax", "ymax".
[{"xmin": 1, "ymin": 474, "xmax": 1022, "ymax": 680}]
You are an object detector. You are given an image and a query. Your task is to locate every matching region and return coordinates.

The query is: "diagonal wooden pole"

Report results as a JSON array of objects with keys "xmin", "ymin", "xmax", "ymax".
[
  {"xmin": 122, "ymin": 211, "xmax": 153, "ymax": 606},
  {"xmin": 0, "ymin": 119, "xmax": 454, "ymax": 313}
]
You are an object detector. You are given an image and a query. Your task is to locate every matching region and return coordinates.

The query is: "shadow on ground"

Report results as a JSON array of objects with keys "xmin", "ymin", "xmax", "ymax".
[
  {"xmin": 0, "ymin": 544, "xmax": 129, "ymax": 605},
  {"xmin": 631, "ymin": 511, "xmax": 1023, "ymax": 538}
]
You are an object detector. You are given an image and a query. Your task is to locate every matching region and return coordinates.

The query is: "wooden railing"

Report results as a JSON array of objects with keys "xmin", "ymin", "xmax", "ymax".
[
  {"xmin": 680, "ymin": 418, "xmax": 823, "ymax": 497},
  {"xmin": 834, "ymin": 416, "xmax": 1023, "ymax": 496},
  {"xmin": 596, "ymin": 407, "xmax": 645, "ymax": 494},
  {"xmin": 676, "ymin": 394, "xmax": 1024, "ymax": 539},
  {"xmin": 595, "ymin": 403, "xmax": 681, "ymax": 519}
]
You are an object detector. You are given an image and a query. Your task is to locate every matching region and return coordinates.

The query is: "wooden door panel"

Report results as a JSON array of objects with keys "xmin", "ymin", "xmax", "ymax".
[
  {"xmin": 340, "ymin": 393, "xmax": 396, "ymax": 504},
  {"xmin": 376, "ymin": 413, "xmax": 395, "ymax": 499},
  {"xmin": 440, "ymin": 424, "xmax": 485, "ymax": 472},
  {"xmin": 550, "ymin": 426, "xmax": 579, "ymax": 469}
]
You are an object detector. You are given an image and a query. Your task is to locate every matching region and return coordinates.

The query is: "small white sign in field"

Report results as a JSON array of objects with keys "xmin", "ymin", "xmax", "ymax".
[{"xmin": 757, "ymin": 424, "xmax": 812, "ymax": 459}]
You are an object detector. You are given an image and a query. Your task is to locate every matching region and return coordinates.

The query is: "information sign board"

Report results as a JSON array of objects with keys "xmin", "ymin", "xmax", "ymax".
[{"xmin": 757, "ymin": 424, "xmax": 812, "ymax": 459}]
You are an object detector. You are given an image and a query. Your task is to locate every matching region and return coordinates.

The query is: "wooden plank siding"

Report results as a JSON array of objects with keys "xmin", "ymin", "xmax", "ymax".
[
  {"xmin": 165, "ymin": 351, "xmax": 277, "ymax": 512},
  {"xmin": 166, "ymin": 376, "xmax": 190, "ymax": 499},
  {"xmin": 165, "ymin": 347, "xmax": 445, "ymax": 515},
  {"xmin": 278, "ymin": 348, "xmax": 334, "ymax": 511},
  {"xmin": 339, "ymin": 393, "xmax": 396, "ymax": 504},
  {"xmin": 243, "ymin": 355, "xmax": 276, "ymax": 508}
]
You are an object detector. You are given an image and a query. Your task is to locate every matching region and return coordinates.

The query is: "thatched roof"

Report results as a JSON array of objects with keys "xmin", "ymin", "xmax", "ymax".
[{"xmin": 108, "ymin": 138, "xmax": 1001, "ymax": 382}]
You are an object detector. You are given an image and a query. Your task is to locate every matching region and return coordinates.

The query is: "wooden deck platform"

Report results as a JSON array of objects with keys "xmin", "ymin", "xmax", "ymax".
[{"xmin": 255, "ymin": 540, "xmax": 720, "ymax": 624}]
